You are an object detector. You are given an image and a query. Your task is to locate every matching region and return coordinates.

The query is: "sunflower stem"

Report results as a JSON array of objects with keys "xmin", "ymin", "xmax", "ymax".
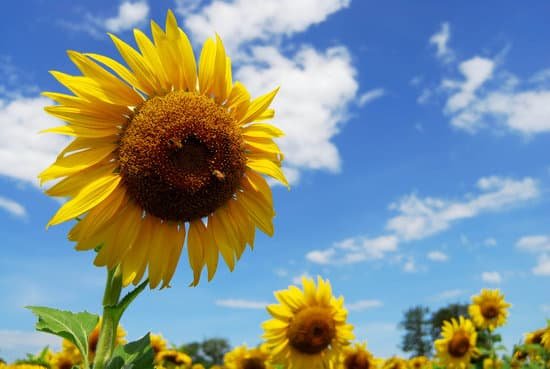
[{"xmin": 93, "ymin": 267, "xmax": 123, "ymax": 369}]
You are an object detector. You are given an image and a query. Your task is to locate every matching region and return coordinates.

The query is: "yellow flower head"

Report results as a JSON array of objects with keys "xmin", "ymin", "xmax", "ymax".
[
  {"xmin": 382, "ymin": 357, "xmax": 408, "ymax": 369},
  {"xmin": 434, "ymin": 317, "xmax": 478, "ymax": 369},
  {"xmin": 541, "ymin": 324, "xmax": 550, "ymax": 350},
  {"xmin": 483, "ymin": 358, "xmax": 502, "ymax": 369},
  {"xmin": 51, "ymin": 350, "xmax": 78, "ymax": 369},
  {"xmin": 156, "ymin": 350, "xmax": 192, "ymax": 368},
  {"xmin": 191, "ymin": 364, "xmax": 205, "ymax": 369},
  {"xmin": 262, "ymin": 276, "xmax": 354, "ymax": 369},
  {"xmin": 40, "ymin": 9, "xmax": 287, "ymax": 288},
  {"xmin": 224, "ymin": 344, "xmax": 274, "ymax": 369},
  {"xmin": 339, "ymin": 342, "xmax": 377, "ymax": 369},
  {"xmin": 524, "ymin": 328, "xmax": 546, "ymax": 346},
  {"xmin": 408, "ymin": 356, "xmax": 431, "ymax": 369},
  {"xmin": 468, "ymin": 289, "xmax": 510, "ymax": 331},
  {"xmin": 150, "ymin": 333, "xmax": 169, "ymax": 357}
]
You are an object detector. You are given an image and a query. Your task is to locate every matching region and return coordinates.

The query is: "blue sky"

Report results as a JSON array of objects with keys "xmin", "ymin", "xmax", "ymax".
[{"xmin": 1, "ymin": 0, "xmax": 550, "ymax": 362}]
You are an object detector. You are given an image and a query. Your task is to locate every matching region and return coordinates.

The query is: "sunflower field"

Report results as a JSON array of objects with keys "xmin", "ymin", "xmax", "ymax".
[{"xmin": 1, "ymin": 3, "xmax": 549, "ymax": 369}]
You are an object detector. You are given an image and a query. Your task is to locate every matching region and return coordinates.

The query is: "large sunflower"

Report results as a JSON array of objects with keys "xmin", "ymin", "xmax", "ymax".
[
  {"xmin": 434, "ymin": 317, "xmax": 477, "ymax": 369},
  {"xmin": 40, "ymin": 10, "xmax": 287, "ymax": 288},
  {"xmin": 224, "ymin": 344, "xmax": 274, "ymax": 369},
  {"xmin": 262, "ymin": 276, "xmax": 354, "ymax": 369},
  {"xmin": 339, "ymin": 342, "xmax": 377, "ymax": 369},
  {"xmin": 408, "ymin": 356, "xmax": 431, "ymax": 369},
  {"xmin": 468, "ymin": 289, "xmax": 510, "ymax": 331}
]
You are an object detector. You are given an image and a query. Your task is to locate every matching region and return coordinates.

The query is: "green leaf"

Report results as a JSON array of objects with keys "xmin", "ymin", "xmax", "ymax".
[
  {"xmin": 106, "ymin": 334, "xmax": 154, "ymax": 369},
  {"xmin": 26, "ymin": 306, "xmax": 99, "ymax": 365}
]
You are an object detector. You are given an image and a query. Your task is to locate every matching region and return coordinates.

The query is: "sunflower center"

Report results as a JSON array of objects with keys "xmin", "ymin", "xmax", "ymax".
[
  {"xmin": 480, "ymin": 302, "xmax": 499, "ymax": 319},
  {"xmin": 448, "ymin": 331, "xmax": 471, "ymax": 358},
  {"xmin": 242, "ymin": 357, "xmax": 266, "ymax": 369},
  {"xmin": 287, "ymin": 306, "xmax": 336, "ymax": 355},
  {"xmin": 57, "ymin": 357, "xmax": 74, "ymax": 369},
  {"xmin": 344, "ymin": 352, "xmax": 371, "ymax": 369},
  {"xmin": 119, "ymin": 91, "xmax": 246, "ymax": 222}
]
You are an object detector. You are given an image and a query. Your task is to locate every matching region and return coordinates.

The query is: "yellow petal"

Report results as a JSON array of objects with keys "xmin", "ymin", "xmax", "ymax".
[
  {"xmin": 242, "ymin": 123, "xmax": 284, "ymax": 138},
  {"xmin": 161, "ymin": 222, "xmax": 186, "ymax": 288},
  {"xmin": 187, "ymin": 220, "xmax": 206, "ymax": 286},
  {"xmin": 198, "ymin": 37, "xmax": 216, "ymax": 95},
  {"xmin": 39, "ymin": 145, "xmax": 115, "ymax": 184},
  {"xmin": 208, "ymin": 212, "xmax": 235, "ymax": 271},
  {"xmin": 41, "ymin": 124, "xmax": 120, "ymax": 138},
  {"xmin": 239, "ymin": 87, "xmax": 279, "ymax": 124},
  {"xmin": 46, "ymin": 162, "xmax": 117, "ymax": 197},
  {"xmin": 47, "ymin": 174, "xmax": 121, "ymax": 227},
  {"xmin": 237, "ymin": 190, "xmax": 274, "ymax": 236},
  {"xmin": 247, "ymin": 158, "xmax": 288, "ymax": 188}
]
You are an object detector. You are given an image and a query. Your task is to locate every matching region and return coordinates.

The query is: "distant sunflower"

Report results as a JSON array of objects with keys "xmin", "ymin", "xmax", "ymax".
[
  {"xmin": 483, "ymin": 358, "xmax": 502, "ymax": 369},
  {"xmin": 224, "ymin": 344, "xmax": 274, "ymax": 369},
  {"xmin": 150, "ymin": 333, "xmax": 168, "ymax": 359},
  {"xmin": 524, "ymin": 328, "xmax": 546, "ymax": 346},
  {"xmin": 156, "ymin": 350, "xmax": 192, "ymax": 368},
  {"xmin": 541, "ymin": 324, "xmax": 550, "ymax": 350},
  {"xmin": 339, "ymin": 342, "xmax": 376, "ymax": 369},
  {"xmin": 262, "ymin": 276, "xmax": 354, "ymax": 369},
  {"xmin": 408, "ymin": 356, "xmax": 431, "ymax": 369},
  {"xmin": 435, "ymin": 317, "xmax": 477, "ymax": 369},
  {"xmin": 50, "ymin": 351, "xmax": 76, "ymax": 369},
  {"xmin": 383, "ymin": 357, "xmax": 408, "ymax": 369},
  {"xmin": 468, "ymin": 289, "xmax": 510, "ymax": 330},
  {"xmin": 40, "ymin": 9, "xmax": 287, "ymax": 288}
]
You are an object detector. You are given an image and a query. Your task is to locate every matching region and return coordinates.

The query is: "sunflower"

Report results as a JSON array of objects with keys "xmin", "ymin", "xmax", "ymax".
[
  {"xmin": 262, "ymin": 276, "xmax": 354, "ymax": 369},
  {"xmin": 468, "ymin": 289, "xmax": 510, "ymax": 331},
  {"xmin": 408, "ymin": 356, "xmax": 431, "ymax": 369},
  {"xmin": 40, "ymin": 9, "xmax": 287, "ymax": 288},
  {"xmin": 156, "ymin": 350, "xmax": 192, "ymax": 368},
  {"xmin": 339, "ymin": 342, "xmax": 377, "ymax": 369},
  {"xmin": 434, "ymin": 317, "xmax": 477, "ymax": 369},
  {"xmin": 191, "ymin": 365, "xmax": 205, "ymax": 369},
  {"xmin": 224, "ymin": 344, "xmax": 274, "ymax": 369},
  {"xmin": 50, "ymin": 351, "xmax": 77, "ymax": 369},
  {"xmin": 151, "ymin": 333, "xmax": 169, "ymax": 359},
  {"xmin": 540, "ymin": 324, "xmax": 550, "ymax": 350},
  {"xmin": 382, "ymin": 357, "xmax": 408, "ymax": 369},
  {"xmin": 483, "ymin": 358, "xmax": 502, "ymax": 369},
  {"xmin": 524, "ymin": 328, "xmax": 546, "ymax": 346}
]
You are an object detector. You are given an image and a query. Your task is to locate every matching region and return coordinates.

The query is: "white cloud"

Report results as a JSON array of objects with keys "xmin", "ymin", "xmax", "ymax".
[
  {"xmin": 403, "ymin": 258, "xmax": 417, "ymax": 273},
  {"xmin": 183, "ymin": 0, "xmax": 350, "ymax": 52},
  {"xmin": 358, "ymin": 88, "xmax": 385, "ymax": 107},
  {"xmin": 533, "ymin": 254, "xmax": 550, "ymax": 276},
  {"xmin": 0, "ymin": 97, "xmax": 67, "ymax": 186},
  {"xmin": 347, "ymin": 299, "xmax": 383, "ymax": 311},
  {"xmin": 481, "ymin": 271, "xmax": 502, "ymax": 284},
  {"xmin": 516, "ymin": 235, "xmax": 550, "ymax": 253},
  {"xmin": 444, "ymin": 56, "xmax": 495, "ymax": 112},
  {"xmin": 0, "ymin": 196, "xmax": 26, "ymax": 218},
  {"xmin": 306, "ymin": 235, "xmax": 398, "ymax": 265},
  {"xmin": 292, "ymin": 272, "xmax": 312, "ymax": 285},
  {"xmin": 387, "ymin": 176, "xmax": 539, "ymax": 241},
  {"xmin": 104, "ymin": 1, "xmax": 149, "ymax": 32},
  {"xmin": 215, "ymin": 299, "xmax": 269, "ymax": 309},
  {"xmin": 0, "ymin": 330, "xmax": 60, "ymax": 351},
  {"xmin": 274, "ymin": 268, "xmax": 288, "ymax": 277},
  {"xmin": 237, "ymin": 46, "xmax": 358, "ymax": 175},
  {"xmin": 427, "ymin": 251, "xmax": 448, "ymax": 262},
  {"xmin": 432, "ymin": 289, "xmax": 465, "ymax": 301},
  {"xmin": 484, "ymin": 238, "xmax": 497, "ymax": 247},
  {"xmin": 429, "ymin": 22, "xmax": 454, "ymax": 63}
]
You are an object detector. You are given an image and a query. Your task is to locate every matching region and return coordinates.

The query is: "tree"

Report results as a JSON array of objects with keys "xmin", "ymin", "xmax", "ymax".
[
  {"xmin": 179, "ymin": 338, "xmax": 230, "ymax": 367},
  {"xmin": 399, "ymin": 306, "xmax": 432, "ymax": 357},
  {"xmin": 429, "ymin": 303, "xmax": 469, "ymax": 341}
]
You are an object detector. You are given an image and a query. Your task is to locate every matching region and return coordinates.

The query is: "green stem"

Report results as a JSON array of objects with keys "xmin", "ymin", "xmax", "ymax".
[{"xmin": 93, "ymin": 267, "xmax": 123, "ymax": 369}]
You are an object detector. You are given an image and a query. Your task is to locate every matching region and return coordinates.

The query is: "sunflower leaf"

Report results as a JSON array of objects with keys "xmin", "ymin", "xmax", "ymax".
[
  {"xmin": 106, "ymin": 333, "xmax": 154, "ymax": 369},
  {"xmin": 26, "ymin": 306, "xmax": 99, "ymax": 366}
]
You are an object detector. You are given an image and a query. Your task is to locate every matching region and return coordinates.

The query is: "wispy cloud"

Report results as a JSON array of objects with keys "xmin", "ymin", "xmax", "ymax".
[
  {"xmin": 481, "ymin": 271, "xmax": 502, "ymax": 284},
  {"xmin": 59, "ymin": 1, "xmax": 149, "ymax": 38},
  {"xmin": 0, "ymin": 196, "xmax": 26, "ymax": 218},
  {"xmin": 0, "ymin": 330, "xmax": 60, "ymax": 351},
  {"xmin": 306, "ymin": 176, "xmax": 539, "ymax": 266},
  {"xmin": 429, "ymin": 22, "xmax": 454, "ymax": 63},
  {"xmin": 516, "ymin": 235, "xmax": 550, "ymax": 276},
  {"xmin": 431, "ymin": 289, "xmax": 466, "ymax": 302},
  {"xmin": 357, "ymin": 88, "xmax": 386, "ymax": 107},
  {"xmin": 427, "ymin": 251, "xmax": 449, "ymax": 262},
  {"xmin": 347, "ymin": 299, "xmax": 383, "ymax": 311},
  {"xmin": 215, "ymin": 299, "xmax": 269, "ymax": 309}
]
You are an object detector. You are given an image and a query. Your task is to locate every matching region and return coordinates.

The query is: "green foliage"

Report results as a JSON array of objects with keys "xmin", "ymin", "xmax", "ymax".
[
  {"xmin": 105, "ymin": 334, "xmax": 154, "ymax": 369},
  {"xmin": 179, "ymin": 338, "xmax": 230, "ymax": 367},
  {"xmin": 26, "ymin": 306, "xmax": 99, "ymax": 367},
  {"xmin": 14, "ymin": 347, "xmax": 52, "ymax": 368},
  {"xmin": 399, "ymin": 306, "xmax": 432, "ymax": 357}
]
